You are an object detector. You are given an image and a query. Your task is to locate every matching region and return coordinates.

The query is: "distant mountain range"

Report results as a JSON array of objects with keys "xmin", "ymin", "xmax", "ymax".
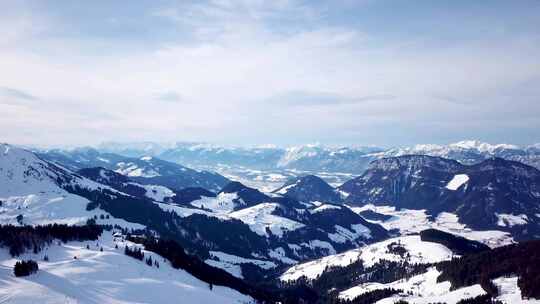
[
  {"xmin": 95, "ymin": 140, "xmax": 540, "ymax": 174},
  {"xmin": 36, "ymin": 147, "xmax": 230, "ymax": 192}
]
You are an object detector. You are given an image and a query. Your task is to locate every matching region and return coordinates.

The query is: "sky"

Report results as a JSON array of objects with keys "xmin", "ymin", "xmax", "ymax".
[{"xmin": 1, "ymin": 0, "xmax": 539, "ymax": 148}]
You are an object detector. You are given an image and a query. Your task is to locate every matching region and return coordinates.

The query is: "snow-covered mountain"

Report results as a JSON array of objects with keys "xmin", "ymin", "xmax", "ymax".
[
  {"xmin": 37, "ymin": 147, "xmax": 230, "ymax": 192},
  {"xmin": 378, "ymin": 140, "xmax": 540, "ymax": 169},
  {"xmin": 1, "ymin": 144, "xmax": 390, "ymax": 281},
  {"xmin": 273, "ymin": 175, "xmax": 343, "ymax": 204},
  {"xmin": 339, "ymin": 155, "xmax": 540, "ymax": 241},
  {"xmin": 0, "ymin": 143, "xmax": 130, "ymax": 227}
]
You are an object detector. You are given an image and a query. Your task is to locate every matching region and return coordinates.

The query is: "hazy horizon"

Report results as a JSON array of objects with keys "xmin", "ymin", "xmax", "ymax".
[{"xmin": 16, "ymin": 138, "xmax": 540, "ymax": 152}]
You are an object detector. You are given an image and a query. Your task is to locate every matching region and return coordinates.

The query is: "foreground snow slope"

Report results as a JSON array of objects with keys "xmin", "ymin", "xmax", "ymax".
[
  {"xmin": 0, "ymin": 232, "xmax": 254, "ymax": 304},
  {"xmin": 338, "ymin": 271, "xmax": 540, "ymax": 304},
  {"xmin": 339, "ymin": 267, "xmax": 486, "ymax": 304}
]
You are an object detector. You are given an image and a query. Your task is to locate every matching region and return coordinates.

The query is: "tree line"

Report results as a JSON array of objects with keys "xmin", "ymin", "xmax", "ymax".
[{"xmin": 0, "ymin": 224, "xmax": 103, "ymax": 256}]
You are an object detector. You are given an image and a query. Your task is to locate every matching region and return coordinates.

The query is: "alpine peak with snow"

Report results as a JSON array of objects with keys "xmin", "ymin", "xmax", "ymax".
[{"xmin": 3, "ymin": 1, "xmax": 540, "ymax": 303}]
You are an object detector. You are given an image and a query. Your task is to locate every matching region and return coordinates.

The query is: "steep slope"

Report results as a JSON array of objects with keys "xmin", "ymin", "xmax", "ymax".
[
  {"xmin": 0, "ymin": 144, "xmax": 136, "ymax": 227},
  {"xmin": 38, "ymin": 148, "xmax": 230, "ymax": 191},
  {"xmin": 273, "ymin": 175, "xmax": 343, "ymax": 204},
  {"xmin": 77, "ymin": 167, "xmax": 183, "ymax": 203},
  {"xmin": 340, "ymin": 155, "xmax": 540, "ymax": 240}
]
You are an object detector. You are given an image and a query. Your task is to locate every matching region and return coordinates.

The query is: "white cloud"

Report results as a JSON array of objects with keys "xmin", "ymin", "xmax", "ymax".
[{"xmin": 0, "ymin": 1, "xmax": 539, "ymax": 146}]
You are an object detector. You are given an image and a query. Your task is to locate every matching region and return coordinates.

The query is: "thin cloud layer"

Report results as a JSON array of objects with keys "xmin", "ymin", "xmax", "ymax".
[{"xmin": 0, "ymin": 87, "xmax": 37, "ymax": 102}]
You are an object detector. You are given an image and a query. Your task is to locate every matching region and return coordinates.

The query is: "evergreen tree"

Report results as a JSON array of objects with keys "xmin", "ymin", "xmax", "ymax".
[{"xmin": 13, "ymin": 260, "xmax": 38, "ymax": 277}]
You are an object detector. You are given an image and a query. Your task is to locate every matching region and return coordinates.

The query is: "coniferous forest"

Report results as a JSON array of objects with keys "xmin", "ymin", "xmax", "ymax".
[{"xmin": 0, "ymin": 224, "xmax": 103, "ymax": 256}]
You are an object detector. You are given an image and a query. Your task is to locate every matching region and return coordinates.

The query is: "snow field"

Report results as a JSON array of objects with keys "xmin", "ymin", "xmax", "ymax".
[{"xmin": 0, "ymin": 231, "xmax": 254, "ymax": 304}]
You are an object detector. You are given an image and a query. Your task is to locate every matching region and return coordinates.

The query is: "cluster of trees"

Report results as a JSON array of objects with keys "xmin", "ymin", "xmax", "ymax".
[
  {"xmin": 336, "ymin": 288, "xmax": 402, "ymax": 304},
  {"xmin": 123, "ymin": 245, "xmax": 159, "ymax": 268},
  {"xmin": 334, "ymin": 294, "xmax": 508, "ymax": 304},
  {"xmin": 124, "ymin": 246, "xmax": 144, "ymax": 260},
  {"xmin": 13, "ymin": 260, "xmax": 39, "ymax": 277},
  {"xmin": 456, "ymin": 294, "xmax": 503, "ymax": 304},
  {"xmin": 0, "ymin": 224, "xmax": 103, "ymax": 256},
  {"xmin": 386, "ymin": 241, "xmax": 408, "ymax": 258},
  {"xmin": 436, "ymin": 240, "xmax": 540, "ymax": 299}
]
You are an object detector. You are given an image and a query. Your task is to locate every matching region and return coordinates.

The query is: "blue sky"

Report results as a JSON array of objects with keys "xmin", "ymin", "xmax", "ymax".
[{"xmin": 1, "ymin": 0, "xmax": 539, "ymax": 147}]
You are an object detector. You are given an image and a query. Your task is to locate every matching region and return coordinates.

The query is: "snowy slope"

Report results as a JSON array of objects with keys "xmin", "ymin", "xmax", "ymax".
[
  {"xmin": 229, "ymin": 203, "xmax": 305, "ymax": 237},
  {"xmin": 0, "ymin": 144, "xmax": 134, "ymax": 227},
  {"xmin": 137, "ymin": 183, "xmax": 175, "ymax": 202},
  {"xmin": 190, "ymin": 192, "xmax": 242, "ymax": 214},
  {"xmin": 445, "ymin": 174, "xmax": 469, "ymax": 190},
  {"xmin": 0, "ymin": 231, "xmax": 254, "ymax": 304},
  {"xmin": 0, "ymin": 144, "xmax": 256, "ymax": 302},
  {"xmin": 280, "ymin": 235, "xmax": 453, "ymax": 282},
  {"xmin": 205, "ymin": 251, "xmax": 277, "ymax": 279},
  {"xmin": 494, "ymin": 277, "xmax": 540, "ymax": 304}
]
